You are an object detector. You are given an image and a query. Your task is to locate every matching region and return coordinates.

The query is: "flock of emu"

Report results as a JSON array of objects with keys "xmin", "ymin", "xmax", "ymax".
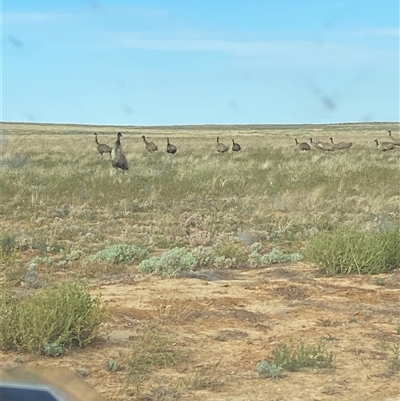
[
  {"xmin": 295, "ymin": 130, "xmax": 400, "ymax": 152},
  {"xmin": 94, "ymin": 133, "xmax": 242, "ymax": 173},
  {"xmin": 94, "ymin": 130, "xmax": 399, "ymax": 173}
]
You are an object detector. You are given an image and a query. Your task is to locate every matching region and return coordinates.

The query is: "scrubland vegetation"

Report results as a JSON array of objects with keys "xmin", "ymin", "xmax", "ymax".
[
  {"xmin": 1, "ymin": 122, "xmax": 399, "ymax": 266},
  {"xmin": 0, "ymin": 121, "xmax": 399, "ymax": 400}
]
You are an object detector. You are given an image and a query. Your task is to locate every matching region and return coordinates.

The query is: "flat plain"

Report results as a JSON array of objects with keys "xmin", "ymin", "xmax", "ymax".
[{"xmin": 0, "ymin": 121, "xmax": 400, "ymax": 401}]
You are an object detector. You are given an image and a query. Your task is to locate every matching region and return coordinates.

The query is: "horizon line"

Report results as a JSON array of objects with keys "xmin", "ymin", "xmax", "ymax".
[{"xmin": 1, "ymin": 120, "xmax": 398, "ymax": 128}]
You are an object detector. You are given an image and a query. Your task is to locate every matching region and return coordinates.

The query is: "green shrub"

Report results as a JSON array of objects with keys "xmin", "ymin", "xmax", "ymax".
[
  {"xmin": 306, "ymin": 227, "xmax": 400, "ymax": 275},
  {"xmin": 249, "ymin": 244, "xmax": 303, "ymax": 268},
  {"xmin": 272, "ymin": 341, "xmax": 335, "ymax": 372},
  {"xmin": 0, "ymin": 234, "xmax": 17, "ymax": 264},
  {"xmin": 382, "ymin": 342, "xmax": 400, "ymax": 371},
  {"xmin": 191, "ymin": 246, "xmax": 215, "ymax": 268},
  {"xmin": 1, "ymin": 234, "xmax": 16, "ymax": 254},
  {"xmin": 90, "ymin": 244, "xmax": 148, "ymax": 264},
  {"xmin": 106, "ymin": 358, "xmax": 119, "ymax": 373},
  {"xmin": 213, "ymin": 256, "xmax": 237, "ymax": 269},
  {"xmin": 0, "ymin": 281, "xmax": 106, "ymax": 353},
  {"xmin": 138, "ymin": 247, "xmax": 198, "ymax": 277},
  {"xmin": 213, "ymin": 241, "xmax": 248, "ymax": 264},
  {"xmin": 256, "ymin": 360, "xmax": 283, "ymax": 379},
  {"xmin": 42, "ymin": 342, "xmax": 65, "ymax": 357}
]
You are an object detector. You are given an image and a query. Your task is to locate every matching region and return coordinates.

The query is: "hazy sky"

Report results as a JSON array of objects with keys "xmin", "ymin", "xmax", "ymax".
[{"xmin": 2, "ymin": 0, "xmax": 399, "ymax": 125}]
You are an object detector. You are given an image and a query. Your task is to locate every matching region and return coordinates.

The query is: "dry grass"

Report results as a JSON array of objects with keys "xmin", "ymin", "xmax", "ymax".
[
  {"xmin": 154, "ymin": 298, "xmax": 198, "ymax": 325},
  {"xmin": 1, "ymin": 123, "xmax": 399, "ymax": 283}
]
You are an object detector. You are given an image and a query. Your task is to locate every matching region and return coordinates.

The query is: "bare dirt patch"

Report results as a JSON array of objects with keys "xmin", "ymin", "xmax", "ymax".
[{"xmin": 1, "ymin": 263, "xmax": 399, "ymax": 401}]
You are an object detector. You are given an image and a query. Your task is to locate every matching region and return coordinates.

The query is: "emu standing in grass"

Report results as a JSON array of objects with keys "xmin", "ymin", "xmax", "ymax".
[
  {"xmin": 166, "ymin": 138, "xmax": 177, "ymax": 154},
  {"xmin": 142, "ymin": 135, "xmax": 158, "ymax": 152},
  {"xmin": 388, "ymin": 130, "xmax": 400, "ymax": 146},
  {"xmin": 94, "ymin": 133, "xmax": 112, "ymax": 159},
  {"xmin": 111, "ymin": 132, "xmax": 128, "ymax": 174},
  {"xmin": 374, "ymin": 139, "xmax": 396, "ymax": 152},
  {"xmin": 216, "ymin": 137, "xmax": 229, "ymax": 153},
  {"xmin": 232, "ymin": 139, "xmax": 241, "ymax": 152},
  {"xmin": 329, "ymin": 137, "xmax": 353, "ymax": 149},
  {"xmin": 295, "ymin": 138, "xmax": 311, "ymax": 151}
]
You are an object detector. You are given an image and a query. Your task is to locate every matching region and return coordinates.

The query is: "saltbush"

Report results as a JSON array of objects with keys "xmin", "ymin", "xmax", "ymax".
[
  {"xmin": 256, "ymin": 360, "xmax": 283, "ymax": 379},
  {"xmin": 137, "ymin": 247, "xmax": 198, "ymax": 277},
  {"xmin": 90, "ymin": 244, "xmax": 148, "ymax": 264},
  {"xmin": 0, "ymin": 281, "xmax": 106, "ymax": 354},
  {"xmin": 249, "ymin": 244, "xmax": 303, "ymax": 268},
  {"xmin": 306, "ymin": 227, "xmax": 400, "ymax": 275}
]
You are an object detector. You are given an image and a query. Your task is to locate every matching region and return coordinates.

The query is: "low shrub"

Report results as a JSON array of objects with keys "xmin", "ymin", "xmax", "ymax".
[
  {"xmin": 191, "ymin": 246, "xmax": 215, "ymax": 268},
  {"xmin": 89, "ymin": 244, "xmax": 148, "ymax": 264},
  {"xmin": 213, "ymin": 256, "xmax": 237, "ymax": 269},
  {"xmin": 256, "ymin": 360, "xmax": 283, "ymax": 379},
  {"xmin": 213, "ymin": 241, "xmax": 248, "ymax": 264},
  {"xmin": 137, "ymin": 247, "xmax": 198, "ymax": 277},
  {"xmin": 249, "ymin": 243, "xmax": 303, "ymax": 268},
  {"xmin": 382, "ymin": 342, "xmax": 400, "ymax": 371},
  {"xmin": 306, "ymin": 227, "xmax": 400, "ymax": 275},
  {"xmin": 0, "ymin": 234, "xmax": 17, "ymax": 265},
  {"xmin": 0, "ymin": 281, "xmax": 106, "ymax": 354}
]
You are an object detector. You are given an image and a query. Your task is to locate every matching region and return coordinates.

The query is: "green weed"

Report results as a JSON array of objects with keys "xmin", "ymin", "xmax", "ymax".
[
  {"xmin": 105, "ymin": 358, "xmax": 119, "ymax": 372},
  {"xmin": 272, "ymin": 341, "xmax": 335, "ymax": 372},
  {"xmin": 306, "ymin": 227, "xmax": 400, "ymax": 275},
  {"xmin": 0, "ymin": 281, "xmax": 106, "ymax": 353},
  {"xmin": 382, "ymin": 343, "xmax": 400, "ymax": 371},
  {"xmin": 0, "ymin": 234, "xmax": 17, "ymax": 265},
  {"xmin": 256, "ymin": 360, "xmax": 283, "ymax": 379}
]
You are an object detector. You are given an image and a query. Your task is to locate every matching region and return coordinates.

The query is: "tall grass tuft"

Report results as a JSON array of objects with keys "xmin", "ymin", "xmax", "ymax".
[{"xmin": 306, "ymin": 227, "xmax": 400, "ymax": 275}]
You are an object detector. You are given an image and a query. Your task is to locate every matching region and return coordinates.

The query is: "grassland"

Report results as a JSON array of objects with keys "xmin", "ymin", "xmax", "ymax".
[
  {"xmin": 1, "ymin": 122, "xmax": 399, "ymax": 261},
  {"xmin": 0, "ymin": 121, "xmax": 399, "ymax": 400}
]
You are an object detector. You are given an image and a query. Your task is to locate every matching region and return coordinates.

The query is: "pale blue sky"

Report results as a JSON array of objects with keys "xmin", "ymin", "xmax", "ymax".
[{"xmin": 1, "ymin": 0, "xmax": 399, "ymax": 125}]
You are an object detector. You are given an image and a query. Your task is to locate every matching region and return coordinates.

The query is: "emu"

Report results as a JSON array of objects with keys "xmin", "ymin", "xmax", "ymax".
[
  {"xmin": 111, "ymin": 132, "xmax": 128, "ymax": 174},
  {"xmin": 166, "ymin": 138, "xmax": 177, "ymax": 154},
  {"xmin": 295, "ymin": 138, "xmax": 311, "ymax": 151},
  {"xmin": 216, "ymin": 137, "xmax": 228, "ymax": 153},
  {"xmin": 94, "ymin": 133, "xmax": 112, "ymax": 159},
  {"xmin": 142, "ymin": 135, "xmax": 158, "ymax": 152}
]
